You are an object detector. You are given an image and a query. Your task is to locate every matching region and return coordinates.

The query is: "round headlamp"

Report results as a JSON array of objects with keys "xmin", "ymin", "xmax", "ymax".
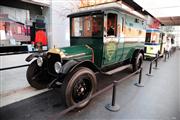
[
  {"xmin": 54, "ymin": 62, "xmax": 62, "ymax": 74},
  {"xmin": 37, "ymin": 57, "xmax": 43, "ymax": 67}
]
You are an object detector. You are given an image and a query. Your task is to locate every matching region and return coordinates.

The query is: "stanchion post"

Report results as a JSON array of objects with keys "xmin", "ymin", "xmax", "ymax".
[
  {"xmin": 155, "ymin": 54, "xmax": 158, "ymax": 68},
  {"xmin": 105, "ymin": 81, "xmax": 120, "ymax": 112},
  {"xmin": 134, "ymin": 68, "xmax": 144, "ymax": 87},
  {"xmin": 149, "ymin": 62, "xmax": 152, "ymax": 74},
  {"xmin": 153, "ymin": 54, "xmax": 159, "ymax": 69},
  {"xmin": 112, "ymin": 82, "xmax": 116, "ymax": 106},
  {"xmin": 146, "ymin": 62, "xmax": 152, "ymax": 76},
  {"xmin": 164, "ymin": 51, "xmax": 167, "ymax": 62},
  {"xmin": 170, "ymin": 49, "xmax": 172, "ymax": 56}
]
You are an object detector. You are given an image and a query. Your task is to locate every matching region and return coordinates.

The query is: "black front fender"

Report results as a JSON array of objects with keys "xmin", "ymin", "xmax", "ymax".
[
  {"xmin": 25, "ymin": 52, "xmax": 47, "ymax": 62},
  {"xmin": 61, "ymin": 60, "xmax": 78, "ymax": 74},
  {"xmin": 61, "ymin": 60, "xmax": 100, "ymax": 75},
  {"xmin": 69, "ymin": 60, "xmax": 100, "ymax": 73}
]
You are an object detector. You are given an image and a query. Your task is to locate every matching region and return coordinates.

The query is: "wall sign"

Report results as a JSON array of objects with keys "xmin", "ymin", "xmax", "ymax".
[{"xmin": 80, "ymin": 0, "xmax": 116, "ymax": 7}]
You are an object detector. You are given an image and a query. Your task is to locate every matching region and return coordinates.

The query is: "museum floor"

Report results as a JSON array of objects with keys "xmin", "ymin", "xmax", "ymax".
[{"xmin": 0, "ymin": 50, "xmax": 180, "ymax": 120}]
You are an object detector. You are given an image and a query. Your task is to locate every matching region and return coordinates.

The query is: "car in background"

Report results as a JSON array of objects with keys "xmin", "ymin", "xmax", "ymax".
[{"xmin": 144, "ymin": 29, "xmax": 167, "ymax": 58}]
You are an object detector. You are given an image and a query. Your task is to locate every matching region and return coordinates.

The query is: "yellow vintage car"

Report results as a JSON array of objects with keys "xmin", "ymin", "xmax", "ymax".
[{"xmin": 144, "ymin": 29, "xmax": 166, "ymax": 58}]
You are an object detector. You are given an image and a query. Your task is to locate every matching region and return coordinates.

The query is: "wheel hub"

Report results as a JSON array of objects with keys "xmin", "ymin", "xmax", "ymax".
[
  {"xmin": 72, "ymin": 77, "xmax": 92, "ymax": 103},
  {"xmin": 76, "ymin": 82, "xmax": 86, "ymax": 96},
  {"xmin": 81, "ymin": 87, "xmax": 84, "ymax": 92}
]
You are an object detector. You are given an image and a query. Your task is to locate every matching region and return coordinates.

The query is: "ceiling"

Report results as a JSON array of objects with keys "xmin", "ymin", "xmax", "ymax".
[
  {"xmin": 158, "ymin": 16, "xmax": 180, "ymax": 26},
  {"xmin": 21, "ymin": 0, "xmax": 50, "ymax": 6},
  {"xmin": 133, "ymin": 0, "xmax": 180, "ymax": 26}
]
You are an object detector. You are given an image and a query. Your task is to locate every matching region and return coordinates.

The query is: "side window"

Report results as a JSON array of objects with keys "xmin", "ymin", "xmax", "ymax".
[
  {"xmin": 92, "ymin": 15, "xmax": 103, "ymax": 37},
  {"xmin": 83, "ymin": 16, "xmax": 92, "ymax": 37},
  {"xmin": 107, "ymin": 13, "xmax": 117, "ymax": 36},
  {"xmin": 72, "ymin": 17, "xmax": 83, "ymax": 37}
]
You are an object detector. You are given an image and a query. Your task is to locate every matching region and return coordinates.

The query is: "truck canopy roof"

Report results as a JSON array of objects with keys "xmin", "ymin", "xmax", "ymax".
[{"xmin": 67, "ymin": 6, "xmax": 145, "ymax": 20}]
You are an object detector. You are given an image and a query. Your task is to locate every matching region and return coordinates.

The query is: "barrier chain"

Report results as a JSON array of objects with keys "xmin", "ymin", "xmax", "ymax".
[
  {"xmin": 105, "ymin": 68, "xmax": 143, "ymax": 112},
  {"xmin": 48, "ymin": 68, "xmax": 142, "ymax": 119},
  {"xmin": 0, "ymin": 64, "xmax": 30, "ymax": 71}
]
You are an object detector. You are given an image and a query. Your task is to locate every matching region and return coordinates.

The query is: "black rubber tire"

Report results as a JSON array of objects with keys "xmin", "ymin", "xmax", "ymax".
[
  {"xmin": 61, "ymin": 67, "xmax": 97, "ymax": 109},
  {"xmin": 132, "ymin": 52, "xmax": 143, "ymax": 72},
  {"xmin": 26, "ymin": 60, "xmax": 51, "ymax": 90}
]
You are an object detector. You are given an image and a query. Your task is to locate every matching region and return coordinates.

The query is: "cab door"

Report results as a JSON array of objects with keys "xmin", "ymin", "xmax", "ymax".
[{"xmin": 102, "ymin": 11, "xmax": 123, "ymax": 66}]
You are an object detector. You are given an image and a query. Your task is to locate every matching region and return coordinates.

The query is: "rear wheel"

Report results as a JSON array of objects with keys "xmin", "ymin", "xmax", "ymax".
[
  {"xmin": 26, "ymin": 60, "xmax": 51, "ymax": 89},
  {"xmin": 61, "ymin": 67, "xmax": 97, "ymax": 109},
  {"xmin": 132, "ymin": 52, "xmax": 143, "ymax": 72}
]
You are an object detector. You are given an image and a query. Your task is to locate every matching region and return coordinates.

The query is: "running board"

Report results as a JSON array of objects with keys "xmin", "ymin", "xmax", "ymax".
[{"xmin": 104, "ymin": 64, "xmax": 132, "ymax": 75}]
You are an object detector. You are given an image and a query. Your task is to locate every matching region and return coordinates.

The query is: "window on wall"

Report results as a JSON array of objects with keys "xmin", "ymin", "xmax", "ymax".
[
  {"xmin": 71, "ymin": 14, "xmax": 103, "ymax": 37},
  {"xmin": 107, "ymin": 13, "xmax": 117, "ymax": 36}
]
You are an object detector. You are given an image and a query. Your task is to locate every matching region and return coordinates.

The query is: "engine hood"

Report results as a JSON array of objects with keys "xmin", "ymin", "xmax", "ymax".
[{"xmin": 48, "ymin": 45, "xmax": 93, "ymax": 60}]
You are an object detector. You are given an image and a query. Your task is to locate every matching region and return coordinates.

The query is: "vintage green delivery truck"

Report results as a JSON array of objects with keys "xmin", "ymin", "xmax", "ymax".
[{"xmin": 26, "ymin": 7, "xmax": 146, "ymax": 108}]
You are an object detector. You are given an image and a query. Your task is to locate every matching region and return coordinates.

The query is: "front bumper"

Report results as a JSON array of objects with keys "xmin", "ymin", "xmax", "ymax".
[{"xmin": 144, "ymin": 53, "xmax": 157, "ymax": 58}]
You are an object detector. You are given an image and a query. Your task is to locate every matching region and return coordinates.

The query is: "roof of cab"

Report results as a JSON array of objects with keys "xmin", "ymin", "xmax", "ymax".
[{"xmin": 67, "ymin": 6, "xmax": 145, "ymax": 20}]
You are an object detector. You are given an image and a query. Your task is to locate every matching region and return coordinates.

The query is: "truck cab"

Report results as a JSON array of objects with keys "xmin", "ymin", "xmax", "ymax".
[{"xmin": 69, "ymin": 7, "xmax": 145, "ymax": 68}]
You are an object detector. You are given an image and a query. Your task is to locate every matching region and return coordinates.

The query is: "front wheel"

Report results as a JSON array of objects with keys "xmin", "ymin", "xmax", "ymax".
[
  {"xmin": 61, "ymin": 67, "xmax": 97, "ymax": 109},
  {"xmin": 26, "ymin": 60, "xmax": 51, "ymax": 89}
]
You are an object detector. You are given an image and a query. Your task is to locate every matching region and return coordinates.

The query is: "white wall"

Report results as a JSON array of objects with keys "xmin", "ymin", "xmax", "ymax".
[
  {"xmin": 42, "ymin": 6, "xmax": 51, "ymax": 48},
  {"xmin": 49, "ymin": 0, "xmax": 80, "ymax": 48}
]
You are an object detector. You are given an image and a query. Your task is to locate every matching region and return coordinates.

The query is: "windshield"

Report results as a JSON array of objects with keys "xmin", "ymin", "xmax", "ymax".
[
  {"xmin": 145, "ymin": 33, "xmax": 151, "ymax": 43},
  {"xmin": 145, "ymin": 32, "xmax": 160, "ymax": 43},
  {"xmin": 71, "ymin": 14, "xmax": 103, "ymax": 37}
]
